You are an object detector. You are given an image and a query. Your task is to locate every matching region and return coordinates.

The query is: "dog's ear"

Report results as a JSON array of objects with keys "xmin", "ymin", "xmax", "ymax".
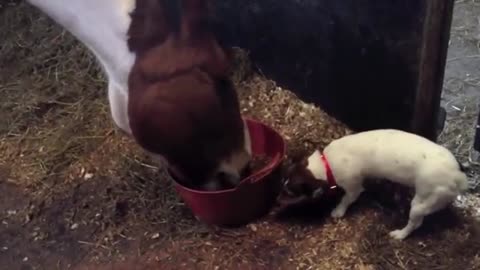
[
  {"xmin": 300, "ymin": 158, "xmax": 308, "ymax": 167},
  {"xmin": 289, "ymin": 153, "xmax": 305, "ymax": 164},
  {"xmin": 285, "ymin": 163, "xmax": 296, "ymax": 176}
]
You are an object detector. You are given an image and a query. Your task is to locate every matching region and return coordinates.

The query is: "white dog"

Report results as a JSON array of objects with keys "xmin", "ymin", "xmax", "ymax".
[{"xmin": 285, "ymin": 129, "xmax": 469, "ymax": 240}]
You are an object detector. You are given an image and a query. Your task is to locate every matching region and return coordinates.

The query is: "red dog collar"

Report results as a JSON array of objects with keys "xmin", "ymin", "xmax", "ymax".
[{"xmin": 320, "ymin": 154, "xmax": 337, "ymax": 191}]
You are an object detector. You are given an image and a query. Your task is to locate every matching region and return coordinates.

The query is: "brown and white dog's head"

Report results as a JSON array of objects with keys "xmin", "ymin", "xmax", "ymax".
[{"xmin": 284, "ymin": 156, "xmax": 328, "ymax": 199}]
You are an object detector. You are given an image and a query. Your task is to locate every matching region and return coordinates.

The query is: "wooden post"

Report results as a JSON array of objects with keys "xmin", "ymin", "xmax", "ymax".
[{"xmin": 411, "ymin": 0, "xmax": 455, "ymax": 141}]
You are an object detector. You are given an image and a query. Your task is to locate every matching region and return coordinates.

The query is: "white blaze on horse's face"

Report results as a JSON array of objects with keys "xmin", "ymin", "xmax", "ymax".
[{"xmin": 209, "ymin": 120, "xmax": 252, "ymax": 190}]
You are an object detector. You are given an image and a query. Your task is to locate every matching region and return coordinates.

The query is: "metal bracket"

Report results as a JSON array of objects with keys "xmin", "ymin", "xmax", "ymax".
[
  {"xmin": 435, "ymin": 106, "xmax": 447, "ymax": 138},
  {"xmin": 473, "ymin": 107, "xmax": 480, "ymax": 152}
]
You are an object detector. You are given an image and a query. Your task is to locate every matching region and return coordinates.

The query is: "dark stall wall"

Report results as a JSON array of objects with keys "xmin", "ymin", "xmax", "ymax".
[
  {"xmin": 412, "ymin": 0, "xmax": 455, "ymax": 140},
  {"xmin": 212, "ymin": 0, "xmax": 426, "ymax": 133}
]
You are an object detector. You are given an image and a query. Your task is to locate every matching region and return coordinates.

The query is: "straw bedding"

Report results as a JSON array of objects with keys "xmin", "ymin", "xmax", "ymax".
[{"xmin": 1, "ymin": 2, "xmax": 479, "ymax": 270}]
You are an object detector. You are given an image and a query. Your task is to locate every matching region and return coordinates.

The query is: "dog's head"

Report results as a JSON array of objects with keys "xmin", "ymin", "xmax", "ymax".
[{"xmin": 284, "ymin": 157, "xmax": 328, "ymax": 199}]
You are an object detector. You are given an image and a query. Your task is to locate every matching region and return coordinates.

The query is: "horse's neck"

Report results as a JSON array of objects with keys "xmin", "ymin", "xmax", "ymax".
[{"xmin": 27, "ymin": 0, "xmax": 137, "ymax": 88}]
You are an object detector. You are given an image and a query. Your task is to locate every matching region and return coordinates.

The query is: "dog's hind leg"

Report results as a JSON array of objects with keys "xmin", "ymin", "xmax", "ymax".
[{"xmin": 389, "ymin": 187, "xmax": 456, "ymax": 240}]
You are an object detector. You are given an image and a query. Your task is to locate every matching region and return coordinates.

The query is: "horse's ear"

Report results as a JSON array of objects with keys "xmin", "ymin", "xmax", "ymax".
[{"xmin": 179, "ymin": 0, "xmax": 210, "ymax": 39}]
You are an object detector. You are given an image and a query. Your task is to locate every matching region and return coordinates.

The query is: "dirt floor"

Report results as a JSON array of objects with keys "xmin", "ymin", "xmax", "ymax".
[{"xmin": 1, "ymin": 1, "xmax": 480, "ymax": 270}]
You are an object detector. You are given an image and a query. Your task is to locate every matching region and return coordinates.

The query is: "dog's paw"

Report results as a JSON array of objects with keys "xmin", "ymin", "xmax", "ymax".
[
  {"xmin": 331, "ymin": 207, "xmax": 346, "ymax": 219},
  {"xmin": 389, "ymin": 230, "xmax": 407, "ymax": 240}
]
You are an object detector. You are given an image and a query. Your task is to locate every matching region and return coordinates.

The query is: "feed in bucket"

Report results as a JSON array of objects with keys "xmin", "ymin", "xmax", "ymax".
[
  {"xmin": 171, "ymin": 118, "xmax": 286, "ymax": 226},
  {"xmin": 240, "ymin": 154, "xmax": 272, "ymax": 179}
]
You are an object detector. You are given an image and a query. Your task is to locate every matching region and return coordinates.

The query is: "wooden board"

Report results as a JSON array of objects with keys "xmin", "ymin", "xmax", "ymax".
[{"xmin": 212, "ymin": 0, "xmax": 454, "ymax": 140}]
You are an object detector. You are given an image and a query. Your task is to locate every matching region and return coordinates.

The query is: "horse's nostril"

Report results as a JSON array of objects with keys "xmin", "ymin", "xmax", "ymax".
[
  {"xmin": 215, "ymin": 170, "xmax": 240, "ymax": 189},
  {"xmin": 216, "ymin": 171, "xmax": 227, "ymax": 181},
  {"xmin": 216, "ymin": 171, "xmax": 231, "ymax": 188}
]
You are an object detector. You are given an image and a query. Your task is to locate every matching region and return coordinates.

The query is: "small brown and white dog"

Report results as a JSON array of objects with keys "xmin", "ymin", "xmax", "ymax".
[{"xmin": 285, "ymin": 129, "xmax": 469, "ymax": 240}]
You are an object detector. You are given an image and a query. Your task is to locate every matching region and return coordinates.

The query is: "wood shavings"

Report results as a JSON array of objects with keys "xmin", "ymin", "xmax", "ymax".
[
  {"xmin": 237, "ymin": 75, "xmax": 352, "ymax": 160},
  {"xmin": 1, "ymin": 7, "xmax": 480, "ymax": 270}
]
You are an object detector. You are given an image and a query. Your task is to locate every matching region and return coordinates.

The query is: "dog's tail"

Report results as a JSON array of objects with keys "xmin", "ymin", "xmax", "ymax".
[
  {"xmin": 453, "ymin": 158, "xmax": 469, "ymax": 192},
  {"xmin": 456, "ymin": 158, "xmax": 466, "ymax": 173},
  {"xmin": 453, "ymin": 170, "xmax": 469, "ymax": 193}
]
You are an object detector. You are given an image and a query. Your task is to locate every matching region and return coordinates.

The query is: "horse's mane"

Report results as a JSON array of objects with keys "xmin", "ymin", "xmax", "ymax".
[{"xmin": 127, "ymin": 0, "xmax": 211, "ymax": 54}]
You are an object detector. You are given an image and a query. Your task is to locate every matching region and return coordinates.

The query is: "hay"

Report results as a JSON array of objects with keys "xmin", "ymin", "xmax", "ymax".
[
  {"xmin": 234, "ymin": 53, "xmax": 352, "ymax": 160},
  {"xmin": 240, "ymin": 78, "xmax": 351, "ymax": 155},
  {"xmin": 1, "ymin": 2, "xmax": 480, "ymax": 270}
]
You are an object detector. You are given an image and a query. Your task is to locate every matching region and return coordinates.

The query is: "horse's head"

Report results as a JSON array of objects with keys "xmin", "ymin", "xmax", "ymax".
[
  {"xmin": 127, "ymin": 0, "xmax": 251, "ymax": 190},
  {"xmin": 128, "ymin": 66, "xmax": 251, "ymax": 190}
]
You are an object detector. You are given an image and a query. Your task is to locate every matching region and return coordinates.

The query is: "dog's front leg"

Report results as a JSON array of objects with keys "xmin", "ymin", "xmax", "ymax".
[{"xmin": 331, "ymin": 185, "xmax": 364, "ymax": 218}]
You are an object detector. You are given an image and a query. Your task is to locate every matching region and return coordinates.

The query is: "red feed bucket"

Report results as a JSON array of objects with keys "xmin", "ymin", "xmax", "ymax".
[{"xmin": 172, "ymin": 118, "xmax": 286, "ymax": 226}]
